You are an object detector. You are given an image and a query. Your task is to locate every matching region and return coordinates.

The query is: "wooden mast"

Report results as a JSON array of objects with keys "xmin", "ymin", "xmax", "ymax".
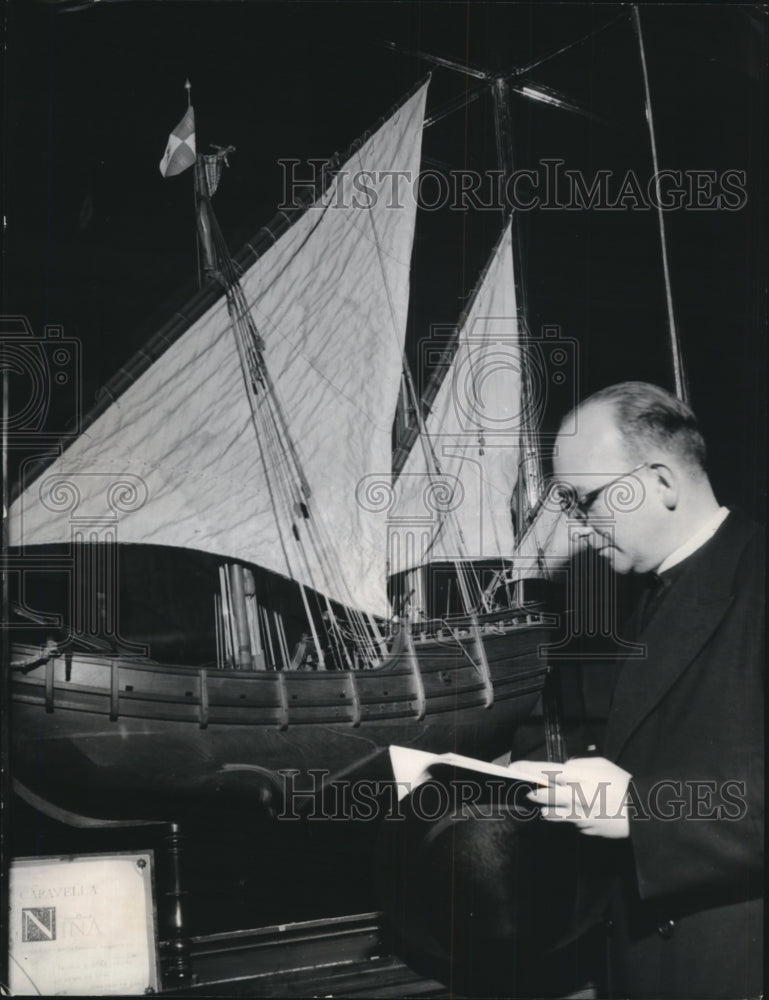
[
  {"xmin": 188, "ymin": 85, "xmax": 264, "ymax": 671},
  {"xmin": 490, "ymin": 74, "xmax": 542, "ymax": 528},
  {"xmin": 188, "ymin": 90, "xmax": 331, "ymax": 672}
]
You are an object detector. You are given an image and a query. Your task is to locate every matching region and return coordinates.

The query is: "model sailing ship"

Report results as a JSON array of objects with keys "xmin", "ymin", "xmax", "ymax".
[{"xmin": 9, "ymin": 79, "xmax": 568, "ymax": 823}]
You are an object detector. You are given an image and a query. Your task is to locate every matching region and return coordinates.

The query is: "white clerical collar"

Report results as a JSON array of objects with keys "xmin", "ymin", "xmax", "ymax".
[{"xmin": 656, "ymin": 506, "xmax": 730, "ymax": 575}]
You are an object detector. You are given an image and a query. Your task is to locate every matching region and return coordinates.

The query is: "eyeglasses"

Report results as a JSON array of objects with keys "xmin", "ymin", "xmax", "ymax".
[{"xmin": 557, "ymin": 462, "xmax": 648, "ymax": 522}]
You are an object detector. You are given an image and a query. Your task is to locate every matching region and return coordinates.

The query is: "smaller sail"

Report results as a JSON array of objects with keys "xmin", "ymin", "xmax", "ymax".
[{"xmin": 388, "ymin": 224, "xmax": 522, "ymax": 578}]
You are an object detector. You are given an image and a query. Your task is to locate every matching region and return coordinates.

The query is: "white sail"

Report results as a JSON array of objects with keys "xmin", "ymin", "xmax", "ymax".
[
  {"xmin": 388, "ymin": 224, "xmax": 522, "ymax": 577},
  {"xmin": 10, "ymin": 84, "xmax": 429, "ymax": 619}
]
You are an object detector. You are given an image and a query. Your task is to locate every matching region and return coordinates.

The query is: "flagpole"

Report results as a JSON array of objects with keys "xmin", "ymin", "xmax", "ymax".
[{"xmin": 185, "ymin": 80, "xmax": 204, "ymax": 288}]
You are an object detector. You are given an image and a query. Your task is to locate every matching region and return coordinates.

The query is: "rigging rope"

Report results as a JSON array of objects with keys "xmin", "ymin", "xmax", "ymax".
[
  {"xmin": 208, "ymin": 188, "xmax": 387, "ymax": 666},
  {"xmin": 633, "ymin": 6, "xmax": 688, "ymax": 404},
  {"xmin": 514, "ymin": 11, "xmax": 630, "ymax": 76}
]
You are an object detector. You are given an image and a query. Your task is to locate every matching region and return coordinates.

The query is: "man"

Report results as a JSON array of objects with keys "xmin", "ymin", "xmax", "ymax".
[{"xmin": 513, "ymin": 382, "xmax": 763, "ymax": 999}]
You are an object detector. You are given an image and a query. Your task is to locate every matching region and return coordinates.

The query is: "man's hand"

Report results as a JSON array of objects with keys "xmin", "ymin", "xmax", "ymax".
[{"xmin": 510, "ymin": 757, "xmax": 632, "ymax": 839}]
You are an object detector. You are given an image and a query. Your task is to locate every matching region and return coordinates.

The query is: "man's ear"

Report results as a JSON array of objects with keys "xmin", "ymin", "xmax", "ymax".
[{"xmin": 650, "ymin": 462, "xmax": 678, "ymax": 509}]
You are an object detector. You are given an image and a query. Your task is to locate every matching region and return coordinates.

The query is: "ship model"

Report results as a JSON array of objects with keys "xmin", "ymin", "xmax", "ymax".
[{"xmin": 8, "ymin": 78, "xmax": 568, "ymax": 824}]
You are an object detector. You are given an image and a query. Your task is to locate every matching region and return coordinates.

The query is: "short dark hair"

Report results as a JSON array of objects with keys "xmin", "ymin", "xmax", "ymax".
[{"xmin": 576, "ymin": 382, "xmax": 707, "ymax": 471}]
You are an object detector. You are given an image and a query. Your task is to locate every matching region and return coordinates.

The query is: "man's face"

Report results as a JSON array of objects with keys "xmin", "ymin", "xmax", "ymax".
[{"xmin": 553, "ymin": 402, "xmax": 669, "ymax": 574}]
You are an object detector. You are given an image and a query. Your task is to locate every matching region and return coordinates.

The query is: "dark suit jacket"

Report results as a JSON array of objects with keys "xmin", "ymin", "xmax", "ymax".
[{"xmin": 599, "ymin": 510, "xmax": 764, "ymax": 998}]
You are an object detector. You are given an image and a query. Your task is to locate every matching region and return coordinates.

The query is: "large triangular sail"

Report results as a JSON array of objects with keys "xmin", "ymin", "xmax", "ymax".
[{"xmin": 11, "ymin": 84, "xmax": 429, "ymax": 620}]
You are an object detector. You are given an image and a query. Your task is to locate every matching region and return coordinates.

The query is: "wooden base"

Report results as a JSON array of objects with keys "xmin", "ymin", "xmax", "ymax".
[
  {"xmin": 160, "ymin": 911, "xmax": 598, "ymax": 998},
  {"xmin": 161, "ymin": 912, "xmax": 449, "ymax": 997}
]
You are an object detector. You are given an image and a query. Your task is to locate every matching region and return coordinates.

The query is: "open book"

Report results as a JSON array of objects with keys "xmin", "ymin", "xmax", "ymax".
[{"xmin": 388, "ymin": 745, "xmax": 549, "ymax": 802}]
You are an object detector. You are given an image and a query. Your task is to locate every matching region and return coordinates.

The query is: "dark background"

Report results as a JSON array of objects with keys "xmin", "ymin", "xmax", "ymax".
[
  {"xmin": 3, "ymin": 1, "xmax": 767, "ymax": 515},
  {"xmin": 2, "ymin": 0, "xmax": 767, "ymax": 949}
]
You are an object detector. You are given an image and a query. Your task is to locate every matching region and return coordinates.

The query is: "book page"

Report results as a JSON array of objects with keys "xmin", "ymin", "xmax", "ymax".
[{"xmin": 389, "ymin": 745, "xmax": 549, "ymax": 801}]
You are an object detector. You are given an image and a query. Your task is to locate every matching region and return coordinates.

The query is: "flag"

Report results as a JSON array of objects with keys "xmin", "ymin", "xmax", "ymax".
[{"xmin": 159, "ymin": 107, "xmax": 196, "ymax": 178}]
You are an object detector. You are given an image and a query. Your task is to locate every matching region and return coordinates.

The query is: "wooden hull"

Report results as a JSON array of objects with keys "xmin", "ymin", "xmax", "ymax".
[{"xmin": 11, "ymin": 615, "xmax": 552, "ymax": 822}]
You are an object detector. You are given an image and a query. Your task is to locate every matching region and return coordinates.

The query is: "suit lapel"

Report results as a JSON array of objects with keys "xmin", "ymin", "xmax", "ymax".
[{"xmin": 604, "ymin": 511, "xmax": 752, "ymax": 761}]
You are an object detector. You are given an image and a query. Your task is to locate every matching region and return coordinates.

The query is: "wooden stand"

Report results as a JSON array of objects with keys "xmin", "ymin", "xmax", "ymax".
[{"xmin": 158, "ymin": 822, "xmax": 192, "ymax": 986}]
